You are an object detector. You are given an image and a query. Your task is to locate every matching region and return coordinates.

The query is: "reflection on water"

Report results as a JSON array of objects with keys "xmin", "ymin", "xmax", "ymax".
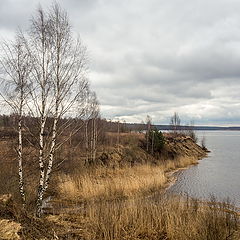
[{"xmin": 168, "ymin": 131, "xmax": 240, "ymax": 206}]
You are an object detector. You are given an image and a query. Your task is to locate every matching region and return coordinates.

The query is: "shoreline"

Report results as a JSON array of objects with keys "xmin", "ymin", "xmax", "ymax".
[
  {"xmin": 164, "ymin": 162, "xmax": 199, "ymax": 192},
  {"xmin": 45, "ymin": 156, "xmax": 205, "ymax": 214},
  {"xmin": 45, "ymin": 135, "xmax": 209, "ymax": 213}
]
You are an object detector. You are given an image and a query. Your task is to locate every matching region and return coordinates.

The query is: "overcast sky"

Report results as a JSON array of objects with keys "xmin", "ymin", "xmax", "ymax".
[{"xmin": 1, "ymin": 0, "xmax": 240, "ymax": 125}]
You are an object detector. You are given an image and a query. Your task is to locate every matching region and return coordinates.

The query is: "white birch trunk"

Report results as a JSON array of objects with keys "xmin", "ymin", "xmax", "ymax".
[
  {"xmin": 93, "ymin": 118, "xmax": 96, "ymax": 162},
  {"xmin": 43, "ymin": 116, "xmax": 58, "ymax": 193},
  {"xmin": 146, "ymin": 122, "xmax": 151, "ymax": 152},
  {"xmin": 146, "ymin": 129, "xmax": 149, "ymax": 152},
  {"xmin": 36, "ymin": 18, "xmax": 49, "ymax": 216},
  {"xmin": 0, "ymin": 35, "xmax": 32, "ymax": 209},
  {"xmin": 85, "ymin": 121, "xmax": 89, "ymax": 165},
  {"xmin": 18, "ymin": 108, "xmax": 25, "ymax": 205},
  {"xmin": 151, "ymin": 131, "xmax": 154, "ymax": 155},
  {"xmin": 117, "ymin": 121, "xmax": 120, "ymax": 152},
  {"xmin": 95, "ymin": 118, "xmax": 97, "ymax": 161},
  {"xmin": 36, "ymin": 115, "xmax": 46, "ymax": 217}
]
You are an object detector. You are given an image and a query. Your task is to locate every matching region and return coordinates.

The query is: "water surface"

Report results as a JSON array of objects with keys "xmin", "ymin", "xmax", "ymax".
[{"xmin": 168, "ymin": 131, "xmax": 240, "ymax": 206}]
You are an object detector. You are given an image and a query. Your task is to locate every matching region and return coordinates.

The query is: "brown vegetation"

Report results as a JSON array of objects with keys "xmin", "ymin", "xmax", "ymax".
[
  {"xmin": 1, "ymin": 193, "xmax": 239, "ymax": 240},
  {"xmin": 0, "ymin": 3, "xmax": 237, "ymax": 239},
  {"xmin": 0, "ymin": 219, "xmax": 21, "ymax": 240},
  {"xmin": 1, "ymin": 125, "xmax": 238, "ymax": 240},
  {"xmin": 57, "ymin": 156, "xmax": 197, "ymax": 203},
  {"xmin": 47, "ymin": 196, "xmax": 239, "ymax": 240}
]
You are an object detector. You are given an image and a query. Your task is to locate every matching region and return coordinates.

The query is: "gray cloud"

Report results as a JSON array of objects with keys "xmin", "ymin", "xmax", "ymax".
[{"xmin": 1, "ymin": 0, "xmax": 240, "ymax": 125}]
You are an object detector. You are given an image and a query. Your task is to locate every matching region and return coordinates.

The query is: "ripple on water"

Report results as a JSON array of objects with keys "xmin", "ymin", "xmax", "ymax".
[{"xmin": 167, "ymin": 131, "xmax": 240, "ymax": 207}]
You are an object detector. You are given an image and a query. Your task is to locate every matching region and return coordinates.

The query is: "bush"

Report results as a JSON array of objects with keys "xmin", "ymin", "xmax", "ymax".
[{"xmin": 146, "ymin": 129, "xmax": 165, "ymax": 153}]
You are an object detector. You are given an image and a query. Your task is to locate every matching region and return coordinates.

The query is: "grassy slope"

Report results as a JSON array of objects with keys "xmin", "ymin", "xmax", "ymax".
[
  {"xmin": 56, "ymin": 133, "xmax": 206, "ymax": 203},
  {"xmin": 1, "ymin": 132, "xmax": 240, "ymax": 239}
]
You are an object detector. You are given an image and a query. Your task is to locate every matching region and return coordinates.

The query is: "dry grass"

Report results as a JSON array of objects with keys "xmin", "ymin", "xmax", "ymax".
[
  {"xmin": 57, "ymin": 157, "xmax": 198, "ymax": 202},
  {"xmin": 58, "ymin": 165, "xmax": 167, "ymax": 201},
  {"xmin": 163, "ymin": 156, "xmax": 198, "ymax": 171},
  {"xmin": 47, "ymin": 195, "xmax": 240, "ymax": 240},
  {"xmin": 0, "ymin": 219, "xmax": 21, "ymax": 239},
  {"xmin": 81, "ymin": 197, "xmax": 239, "ymax": 240}
]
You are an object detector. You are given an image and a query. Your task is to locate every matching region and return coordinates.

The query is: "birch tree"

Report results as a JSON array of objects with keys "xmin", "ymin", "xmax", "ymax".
[
  {"xmin": 83, "ymin": 88, "xmax": 93, "ymax": 165},
  {"xmin": 1, "ymin": 3, "xmax": 91, "ymax": 217},
  {"xmin": 145, "ymin": 115, "xmax": 152, "ymax": 152},
  {"xmin": 26, "ymin": 7, "xmax": 54, "ymax": 217},
  {"xmin": 42, "ymin": 3, "xmax": 87, "ymax": 205},
  {"xmin": 0, "ymin": 33, "xmax": 32, "ymax": 206},
  {"xmin": 170, "ymin": 112, "xmax": 181, "ymax": 135},
  {"xmin": 151, "ymin": 130, "xmax": 154, "ymax": 155},
  {"xmin": 90, "ymin": 92, "xmax": 100, "ymax": 162},
  {"xmin": 83, "ymin": 90, "xmax": 100, "ymax": 164},
  {"xmin": 26, "ymin": 4, "xmax": 88, "ymax": 217}
]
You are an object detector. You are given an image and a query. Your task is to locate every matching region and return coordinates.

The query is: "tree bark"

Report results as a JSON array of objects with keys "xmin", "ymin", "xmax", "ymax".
[
  {"xmin": 18, "ymin": 111, "xmax": 25, "ymax": 206},
  {"xmin": 36, "ymin": 115, "xmax": 46, "ymax": 217},
  {"xmin": 85, "ymin": 120, "xmax": 89, "ymax": 165},
  {"xmin": 43, "ymin": 116, "xmax": 58, "ymax": 193}
]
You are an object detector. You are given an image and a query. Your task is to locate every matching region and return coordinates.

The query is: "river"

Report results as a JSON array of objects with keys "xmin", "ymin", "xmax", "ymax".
[{"xmin": 168, "ymin": 131, "xmax": 240, "ymax": 206}]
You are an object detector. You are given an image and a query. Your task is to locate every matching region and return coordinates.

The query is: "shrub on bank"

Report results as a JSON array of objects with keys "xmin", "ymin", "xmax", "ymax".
[{"xmin": 145, "ymin": 129, "xmax": 165, "ymax": 154}]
